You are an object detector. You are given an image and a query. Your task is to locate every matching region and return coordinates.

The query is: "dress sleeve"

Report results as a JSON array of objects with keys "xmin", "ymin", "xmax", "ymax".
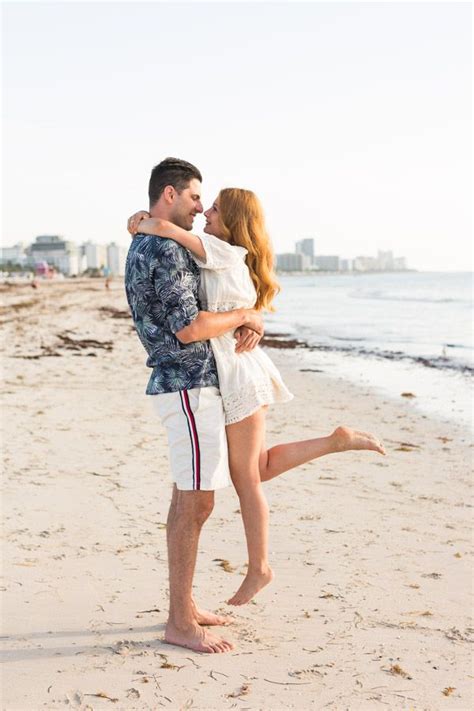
[
  {"xmin": 193, "ymin": 234, "xmax": 247, "ymax": 271},
  {"xmin": 151, "ymin": 242, "xmax": 199, "ymax": 334}
]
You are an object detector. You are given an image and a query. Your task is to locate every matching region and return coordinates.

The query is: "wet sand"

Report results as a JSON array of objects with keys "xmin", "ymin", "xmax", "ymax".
[{"xmin": 1, "ymin": 278, "xmax": 472, "ymax": 710}]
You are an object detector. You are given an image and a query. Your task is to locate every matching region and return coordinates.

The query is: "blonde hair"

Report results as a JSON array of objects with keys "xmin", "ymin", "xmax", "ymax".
[{"xmin": 218, "ymin": 188, "xmax": 280, "ymax": 311}]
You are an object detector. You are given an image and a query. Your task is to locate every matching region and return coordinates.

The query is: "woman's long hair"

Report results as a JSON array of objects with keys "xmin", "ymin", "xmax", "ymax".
[{"xmin": 218, "ymin": 188, "xmax": 280, "ymax": 311}]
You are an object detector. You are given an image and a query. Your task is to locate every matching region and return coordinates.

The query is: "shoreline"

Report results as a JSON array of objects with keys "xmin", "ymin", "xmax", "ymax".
[
  {"xmin": 2, "ymin": 279, "xmax": 473, "ymax": 710},
  {"xmin": 262, "ymin": 331, "xmax": 473, "ymax": 376},
  {"xmin": 263, "ymin": 332, "xmax": 473, "ymax": 431}
]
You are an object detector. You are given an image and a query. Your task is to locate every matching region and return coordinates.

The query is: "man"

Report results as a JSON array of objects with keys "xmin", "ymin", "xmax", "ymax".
[{"xmin": 125, "ymin": 157, "xmax": 263, "ymax": 653}]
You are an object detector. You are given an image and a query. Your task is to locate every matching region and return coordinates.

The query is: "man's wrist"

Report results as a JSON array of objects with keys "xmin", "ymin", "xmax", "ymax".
[{"xmin": 238, "ymin": 308, "xmax": 249, "ymax": 327}]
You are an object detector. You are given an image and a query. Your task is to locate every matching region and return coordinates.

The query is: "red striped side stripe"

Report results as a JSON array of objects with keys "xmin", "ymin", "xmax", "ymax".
[{"xmin": 179, "ymin": 390, "xmax": 201, "ymax": 490}]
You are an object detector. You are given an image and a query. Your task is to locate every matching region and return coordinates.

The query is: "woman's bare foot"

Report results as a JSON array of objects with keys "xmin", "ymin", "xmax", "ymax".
[
  {"xmin": 331, "ymin": 426, "xmax": 385, "ymax": 455},
  {"xmin": 164, "ymin": 621, "xmax": 234, "ymax": 653},
  {"xmin": 227, "ymin": 567, "xmax": 274, "ymax": 606}
]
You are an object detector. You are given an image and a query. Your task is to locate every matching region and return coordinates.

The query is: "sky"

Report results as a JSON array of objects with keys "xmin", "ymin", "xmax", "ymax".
[{"xmin": 2, "ymin": 1, "xmax": 472, "ymax": 270}]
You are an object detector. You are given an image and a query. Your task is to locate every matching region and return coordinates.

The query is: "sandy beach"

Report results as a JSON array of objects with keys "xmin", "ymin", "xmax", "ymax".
[{"xmin": 1, "ymin": 278, "xmax": 472, "ymax": 710}]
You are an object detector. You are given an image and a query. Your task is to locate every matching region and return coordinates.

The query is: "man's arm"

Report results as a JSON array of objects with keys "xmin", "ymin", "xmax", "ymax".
[
  {"xmin": 176, "ymin": 309, "xmax": 263, "ymax": 344},
  {"xmin": 151, "ymin": 241, "xmax": 263, "ymax": 348}
]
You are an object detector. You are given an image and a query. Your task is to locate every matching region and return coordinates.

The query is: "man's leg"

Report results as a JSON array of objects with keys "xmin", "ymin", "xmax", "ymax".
[
  {"xmin": 259, "ymin": 426, "xmax": 385, "ymax": 483},
  {"xmin": 164, "ymin": 487, "xmax": 234, "ymax": 653},
  {"xmin": 166, "ymin": 485, "xmax": 231, "ymax": 627}
]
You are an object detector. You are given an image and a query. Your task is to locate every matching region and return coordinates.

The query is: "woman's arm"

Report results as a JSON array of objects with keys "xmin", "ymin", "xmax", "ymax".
[
  {"xmin": 141, "ymin": 219, "xmax": 206, "ymax": 261},
  {"xmin": 128, "ymin": 211, "xmax": 206, "ymax": 261}
]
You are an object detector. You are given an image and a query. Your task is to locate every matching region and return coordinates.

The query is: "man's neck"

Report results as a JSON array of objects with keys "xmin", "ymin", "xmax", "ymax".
[{"xmin": 150, "ymin": 204, "xmax": 174, "ymax": 222}]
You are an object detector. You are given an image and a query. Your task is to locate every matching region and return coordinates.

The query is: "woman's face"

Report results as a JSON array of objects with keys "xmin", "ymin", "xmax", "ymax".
[{"xmin": 203, "ymin": 197, "xmax": 226, "ymax": 240}]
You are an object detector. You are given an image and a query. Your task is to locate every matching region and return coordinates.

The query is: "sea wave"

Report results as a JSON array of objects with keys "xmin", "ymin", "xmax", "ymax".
[{"xmin": 349, "ymin": 290, "xmax": 469, "ymax": 305}]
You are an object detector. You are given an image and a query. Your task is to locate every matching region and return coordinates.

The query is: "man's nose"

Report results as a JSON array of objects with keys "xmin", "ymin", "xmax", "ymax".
[{"xmin": 196, "ymin": 201, "xmax": 204, "ymax": 214}]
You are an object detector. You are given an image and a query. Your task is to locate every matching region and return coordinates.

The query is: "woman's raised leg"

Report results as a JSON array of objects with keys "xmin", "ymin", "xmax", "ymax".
[
  {"xmin": 259, "ymin": 424, "xmax": 385, "ymax": 483},
  {"xmin": 226, "ymin": 408, "xmax": 274, "ymax": 606}
]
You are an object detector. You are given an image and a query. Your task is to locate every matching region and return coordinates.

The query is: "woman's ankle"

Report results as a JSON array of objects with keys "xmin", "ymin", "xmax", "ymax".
[{"xmin": 246, "ymin": 563, "xmax": 272, "ymax": 576}]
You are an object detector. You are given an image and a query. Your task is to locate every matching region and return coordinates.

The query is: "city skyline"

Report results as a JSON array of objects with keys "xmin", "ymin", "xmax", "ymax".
[
  {"xmin": 0, "ymin": 235, "xmax": 127, "ymax": 277},
  {"xmin": 3, "ymin": 2, "xmax": 472, "ymax": 271},
  {"xmin": 276, "ymin": 237, "xmax": 407, "ymax": 273},
  {"xmin": 1, "ymin": 234, "xmax": 408, "ymax": 277}
]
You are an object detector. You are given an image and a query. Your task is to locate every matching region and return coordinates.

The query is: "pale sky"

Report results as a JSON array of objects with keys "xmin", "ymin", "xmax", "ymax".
[{"xmin": 2, "ymin": 1, "xmax": 472, "ymax": 270}]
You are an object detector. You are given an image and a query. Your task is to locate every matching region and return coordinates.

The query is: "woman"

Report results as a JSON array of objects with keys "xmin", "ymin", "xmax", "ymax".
[{"xmin": 128, "ymin": 189, "xmax": 385, "ymax": 606}]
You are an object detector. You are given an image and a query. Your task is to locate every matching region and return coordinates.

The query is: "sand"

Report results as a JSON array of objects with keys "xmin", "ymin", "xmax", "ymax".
[{"xmin": 1, "ymin": 278, "xmax": 472, "ymax": 710}]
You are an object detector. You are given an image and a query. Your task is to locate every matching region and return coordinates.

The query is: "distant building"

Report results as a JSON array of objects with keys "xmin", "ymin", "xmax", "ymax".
[
  {"xmin": 0, "ymin": 242, "xmax": 27, "ymax": 266},
  {"xmin": 107, "ymin": 242, "xmax": 126, "ymax": 276},
  {"xmin": 377, "ymin": 250, "xmax": 394, "ymax": 270},
  {"xmin": 353, "ymin": 255, "xmax": 378, "ymax": 272},
  {"xmin": 393, "ymin": 256, "xmax": 407, "ymax": 270},
  {"xmin": 295, "ymin": 238, "xmax": 314, "ymax": 261},
  {"xmin": 82, "ymin": 241, "xmax": 107, "ymax": 271},
  {"xmin": 314, "ymin": 255, "xmax": 340, "ymax": 271},
  {"xmin": 339, "ymin": 258, "xmax": 353, "ymax": 272},
  {"xmin": 26, "ymin": 235, "xmax": 81, "ymax": 276},
  {"xmin": 301, "ymin": 254, "xmax": 313, "ymax": 270},
  {"xmin": 352, "ymin": 253, "xmax": 408, "ymax": 272},
  {"xmin": 276, "ymin": 252, "xmax": 304, "ymax": 271}
]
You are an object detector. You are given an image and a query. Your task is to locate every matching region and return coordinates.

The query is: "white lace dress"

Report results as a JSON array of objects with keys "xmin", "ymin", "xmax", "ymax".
[{"xmin": 194, "ymin": 234, "xmax": 293, "ymax": 425}]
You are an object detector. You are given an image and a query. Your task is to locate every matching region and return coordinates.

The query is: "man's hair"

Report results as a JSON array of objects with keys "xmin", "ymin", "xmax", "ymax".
[{"xmin": 148, "ymin": 157, "xmax": 202, "ymax": 207}]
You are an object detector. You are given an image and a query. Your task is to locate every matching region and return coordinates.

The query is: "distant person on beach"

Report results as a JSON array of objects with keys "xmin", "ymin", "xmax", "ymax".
[{"xmin": 125, "ymin": 157, "xmax": 385, "ymax": 654}]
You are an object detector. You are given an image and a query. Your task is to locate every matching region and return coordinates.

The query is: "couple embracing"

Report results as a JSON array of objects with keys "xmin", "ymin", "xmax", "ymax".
[{"xmin": 125, "ymin": 157, "xmax": 384, "ymax": 654}]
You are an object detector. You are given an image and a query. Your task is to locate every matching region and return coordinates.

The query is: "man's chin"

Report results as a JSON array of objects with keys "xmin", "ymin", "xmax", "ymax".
[{"xmin": 175, "ymin": 219, "xmax": 193, "ymax": 231}]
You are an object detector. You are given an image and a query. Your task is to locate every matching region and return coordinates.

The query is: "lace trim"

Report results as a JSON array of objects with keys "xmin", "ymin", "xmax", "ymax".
[
  {"xmin": 201, "ymin": 301, "xmax": 253, "ymax": 312},
  {"xmin": 222, "ymin": 381, "xmax": 293, "ymax": 425}
]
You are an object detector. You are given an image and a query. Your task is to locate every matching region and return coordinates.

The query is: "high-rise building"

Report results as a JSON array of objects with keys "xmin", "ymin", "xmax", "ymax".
[
  {"xmin": 393, "ymin": 257, "xmax": 407, "ymax": 270},
  {"xmin": 276, "ymin": 253, "xmax": 304, "ymax": 271},
  {"xmin": 314, "ymin": 255, "xmax": 340, "ymax": 271},
  {"xmin": 339, "ymin": 258, "xmax": 353, "ymax": 272},
  {"xmin": 82, "ymin": 242, "xmax": 107, "ymax": 271},
  {"xmin": 377, "ymin": 250, "xmax": 394, "ymax": 270},
  {"xmin": 295, "ymin": 238, "xmax": 314, "ymax": 261},
  {"xmin": 353, "ymin": 256, "xmax": 378, "ymax": 272},
  {"xmin": 0, "ymin": 242, "xmax": 27, "ymax": 266},
  {"xmin": 26, "ymin": 235, "xmax": 81, "ymax": 276},
  {"xmin": 107, "ymin": 242, "xmax": 126, "ymax": 276}
]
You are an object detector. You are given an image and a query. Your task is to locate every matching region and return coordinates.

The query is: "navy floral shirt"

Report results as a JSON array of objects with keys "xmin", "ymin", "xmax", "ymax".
[{"xmin": 125, "ymin": 233, "xmax": 219, "ymax": 394}]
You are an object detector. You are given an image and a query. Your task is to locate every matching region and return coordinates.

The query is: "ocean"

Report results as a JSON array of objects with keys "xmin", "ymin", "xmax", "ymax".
[{"xmin": 266, "ymin": 272, "xmax": 473, "ymax": 427}]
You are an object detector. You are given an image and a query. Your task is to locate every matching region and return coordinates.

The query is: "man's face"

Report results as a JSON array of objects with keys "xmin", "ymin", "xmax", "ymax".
[{"xmin": 170, "ymin": 178, "xmax": 203, "ymax": 230}]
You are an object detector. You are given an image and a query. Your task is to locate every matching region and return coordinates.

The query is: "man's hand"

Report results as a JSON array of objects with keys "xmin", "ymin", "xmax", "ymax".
[
  {"xmin": 234, "ymin": 326, "xmax": 262, "ymax": 353},
  {"xmin": 243, "ymin": 309, "xmax": 264, "ymax": 336},
  {"xmin": 127, "ymin": 210, "xmax": 151, "ymax": 235}
]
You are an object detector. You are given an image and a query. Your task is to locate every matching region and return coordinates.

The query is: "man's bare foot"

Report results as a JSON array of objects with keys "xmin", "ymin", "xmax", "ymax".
[
  {"xmin": 331, "ymin": 426, "xmax": 386, "ymax": 455},
  {"xmin": 227, "ymin": 567, "xmax": 274, "ymax": 606},
  {"xmin": 191, "ymin": 597, "xmax": 233, "ymax": 626},
  {"xmin": 194, "ymin": 608, "xmax": 233, "ymax": 626},
  {"xmin": 164, "ymin": 621, "xmax": 234, "ymax": 653}
]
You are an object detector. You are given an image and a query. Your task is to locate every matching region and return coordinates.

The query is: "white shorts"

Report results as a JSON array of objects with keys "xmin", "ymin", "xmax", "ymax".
[{"xmin": 151, "ymin": 386, "xmax": 231, "ymax": 491}]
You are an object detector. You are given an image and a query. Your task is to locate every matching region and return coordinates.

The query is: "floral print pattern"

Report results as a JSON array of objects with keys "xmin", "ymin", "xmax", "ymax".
[{"xmin": 125, "ymin": 234, "xmax": 218, "ymax": 394}]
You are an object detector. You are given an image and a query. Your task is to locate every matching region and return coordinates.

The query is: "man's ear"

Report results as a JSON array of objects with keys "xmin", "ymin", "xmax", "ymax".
[{"xmin": 163, "ymin": 185, "xmax": 176, "ymax": 204}]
